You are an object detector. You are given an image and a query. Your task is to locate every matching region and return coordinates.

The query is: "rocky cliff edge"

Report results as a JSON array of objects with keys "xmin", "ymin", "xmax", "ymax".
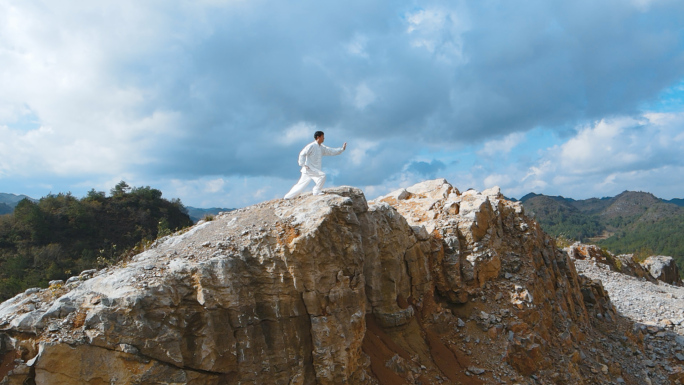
[{"xmin": 0, "ymin": 179, "xmax": 675, "ymax": 384}]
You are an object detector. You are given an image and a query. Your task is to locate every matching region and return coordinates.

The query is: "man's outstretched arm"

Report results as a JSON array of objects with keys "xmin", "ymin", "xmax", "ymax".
[{"xmin": 321, "ymin": 142, "xmax": 347, "ymax": 156}]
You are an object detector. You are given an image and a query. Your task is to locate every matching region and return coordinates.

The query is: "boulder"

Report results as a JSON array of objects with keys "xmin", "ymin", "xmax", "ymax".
[{"xmin": 641, "ymin": 256, "xmax": 683, "ymax": 286}]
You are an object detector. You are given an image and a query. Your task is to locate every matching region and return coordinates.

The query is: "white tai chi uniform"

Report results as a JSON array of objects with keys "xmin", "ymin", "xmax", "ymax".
[{"xmin": 284, "ymin": 141, "xmax": 345, "ymax": 199}]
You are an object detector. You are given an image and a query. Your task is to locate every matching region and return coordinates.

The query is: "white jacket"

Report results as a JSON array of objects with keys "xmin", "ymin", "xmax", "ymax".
[{"xmin": 298, "ymin": 141, "xmax": 344, "ymax": 172}]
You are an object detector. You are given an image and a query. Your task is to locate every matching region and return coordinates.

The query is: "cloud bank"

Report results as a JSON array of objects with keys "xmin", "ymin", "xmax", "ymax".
[
  {"xmin": 483, "ymin": 112, "xmax": 684, "ymax": 199},
  {"xmin": 1, "ymin": 0, "xmax": 684, "ymax": 205}
]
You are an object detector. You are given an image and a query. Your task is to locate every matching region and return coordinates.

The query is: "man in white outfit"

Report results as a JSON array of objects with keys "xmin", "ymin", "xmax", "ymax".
[{"xmin": 284, "ymin": 131, "xmax": 347, "ymax": 199}]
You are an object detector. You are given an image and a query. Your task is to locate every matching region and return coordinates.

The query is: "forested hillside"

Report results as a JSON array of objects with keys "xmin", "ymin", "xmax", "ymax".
[
  {"xmin": 598, "ymin": 212, "xmax": 684, "ymax": 259},
  {"xmin": 0, "ymin": 203, "xmax": 11, "ymax": 215},
  {"xmin": 0, "ymin": 182, "xmax": 192, "ymax": 301},
  {"xmin": 522, "ymin": 191, "xmax": 684, "ymax": 269}
]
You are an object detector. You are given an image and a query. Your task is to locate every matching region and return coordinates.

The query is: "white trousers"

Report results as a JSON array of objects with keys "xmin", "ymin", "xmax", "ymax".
[{"xmin": 284, "ymin": 168, "xmax": 326, "ymax": 199}]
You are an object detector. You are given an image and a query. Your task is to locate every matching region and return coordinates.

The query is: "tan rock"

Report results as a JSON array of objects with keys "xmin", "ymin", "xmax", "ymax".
[
  {"xmin": 0, "ymin": 179, "xmax": 665, "ymax": 385},
  {"xmin": 32, "ymin": 343, "xmax": 223, "ymax": 385},
  {"xmin": 405, "ymin": 178, "xmax": 456, "ymax": 199}
]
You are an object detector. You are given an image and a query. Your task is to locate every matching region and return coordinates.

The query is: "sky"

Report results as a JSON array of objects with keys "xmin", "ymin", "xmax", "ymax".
[{"xmin": 1, "ymin": 0, "xmax": 684, "ymax": 208}]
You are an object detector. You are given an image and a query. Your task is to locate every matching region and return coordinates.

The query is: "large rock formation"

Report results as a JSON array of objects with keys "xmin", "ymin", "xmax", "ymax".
[
  {"xmin": 642, "ymin": 255, "xmax": 683, "ymax": 286},
  {"xmin": 0, "ymin": 180, "xmax": 674, "ymax": 384}
]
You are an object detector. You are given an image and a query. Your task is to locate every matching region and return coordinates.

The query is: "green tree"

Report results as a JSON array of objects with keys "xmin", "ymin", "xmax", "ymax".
[
  {"xmin": 110, "ymin": 181, "xmax": 131, "ymax": 197},
  {"xmin": 0, "ymin": 183, "xmax": 193, "ymax": 301}
]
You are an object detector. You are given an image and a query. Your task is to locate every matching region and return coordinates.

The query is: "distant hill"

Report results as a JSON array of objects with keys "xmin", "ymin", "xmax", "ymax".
[
  {"xmin": 667, "ymin": 198, "xmax": 684, "ymax": 207},
  {"xmin": 521, "ymin": 191, "xmax": 681, "ymax": 227},
  {"xmin": 0, "ymin": 193, "xmax": 36, "ymax": 208},
  {"xmin": 520, "ymin": 190, "xmax": 684, "ymax": 270},
  {"xmin": 519, "ymin": 194, "xmax": 602, "ymax": 241},
  {"xmin": 185, "ymin": 206, "xmax": 235, "ymax": 223}
]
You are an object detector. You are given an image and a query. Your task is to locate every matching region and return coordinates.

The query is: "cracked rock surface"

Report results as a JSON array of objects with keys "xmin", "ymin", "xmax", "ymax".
[{"xmin": 0, "ymin": 179, "xmax": 678, "ymax": 384}]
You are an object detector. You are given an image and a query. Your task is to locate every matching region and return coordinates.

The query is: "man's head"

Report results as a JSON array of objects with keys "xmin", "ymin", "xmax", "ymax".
[{"xmin": 314, "ymin": 131, "xmax": 325, "ymax": 144}]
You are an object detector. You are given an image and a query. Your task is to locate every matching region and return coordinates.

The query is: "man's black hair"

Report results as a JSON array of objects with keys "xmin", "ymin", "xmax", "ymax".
[{"xmin": 314, "ymin": 131, "xmax": 324, "ymax": 139}]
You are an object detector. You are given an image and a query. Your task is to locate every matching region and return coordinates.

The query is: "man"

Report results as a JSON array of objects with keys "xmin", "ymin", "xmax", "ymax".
[{"xmin": 284, "ymin": 131, "xmax": 347, "ymax": 199}]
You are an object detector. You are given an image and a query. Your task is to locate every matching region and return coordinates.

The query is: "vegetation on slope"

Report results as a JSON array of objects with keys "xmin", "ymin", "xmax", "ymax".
[
  {"xmin": 0, "ymin": 182, "xmax": 192, "ymax": 301},
  {"xmin": 522, "ymin": 191, "xmax": 684, "ymax": 270},
  {"xmin": 597, "ymin": 213, "xmax": 684, "ymax": 262}
]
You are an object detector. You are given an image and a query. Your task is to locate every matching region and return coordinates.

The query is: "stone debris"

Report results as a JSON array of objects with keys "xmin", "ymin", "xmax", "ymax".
[
  {"xmin": 567, "ymin": 242, "xmax": 682, "ymax": 286},
  {"xmin": 0, "ymin": 179, "xmax": 679, "ymax": 384},
  {"xmin": 468, "ymin": 366, "xmax": 486, "ymax": 375},
  {"xmin": 570, "ymin": 247, "xmax": 684, "ymax": 384}
]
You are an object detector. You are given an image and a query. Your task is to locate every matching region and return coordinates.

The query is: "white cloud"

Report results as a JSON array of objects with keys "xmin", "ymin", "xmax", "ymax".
[
  {"xmin": 353, "ymin": 83, "xmax": 377, "ymax": 110},
  {"xmin": 405, "ymin": 6, "xmax": 469, "ymax": 63},
  {"xmin": 0, "ymin": 1, "xmax": 184, "ymax": 178},
  {"xmin": 345, "ymin": 34, "xmax": 368, "ymax": 58},
  {"xmin": 506, "ymin": 113, "xmax": 684, "ymax": 198},
  {"xmin": 204, "ymin": 178, "xmax": 226, "ymax": 193},
  {"xmin": 253, "ymin": 187, "xmax": 268, "ymax": 199},
  {"xmin": 556, "ymin": 115, "xmax": 683, "ymax": 175},
  {"xmin": 346, "ymin": 140, "xmax": 379, "ymax": 167},
  {"xmin": 340, "ymin": 82, "xmax": 377, "ymax": 110},
  {"xmin": 282, "ymin": 122, "xmax": 316, "ymax": 145},
  {"xmin": 0, "ymin": 109, "xmax": 180, "ymax": 177},
  {"xmin": 631, "ymin": 0, "xmax": 657, "ymax": 12},
  {"xmin": 483, "ymin": 173, "xmax": 512, "ymax": 188},
  {"xmin": 478, "ymin": 132, "xmax": 526, "ymax": 157}
]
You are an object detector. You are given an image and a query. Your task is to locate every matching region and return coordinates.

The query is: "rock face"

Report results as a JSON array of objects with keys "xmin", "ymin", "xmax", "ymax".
[
  {"xmin": 0, "ymin": 180, "xmax": 675, "ymax": 384},
  {"xmin": 641, "ymin": 255, "xmax": 683, "ymax": 286}
]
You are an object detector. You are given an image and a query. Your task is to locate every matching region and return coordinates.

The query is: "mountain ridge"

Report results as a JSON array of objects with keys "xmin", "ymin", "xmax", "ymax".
[
  {"xmin": 520, "ymin": 190, "xmax": 683, "ymax": 225},
  {"xmin": 0, "ymin": 193, "xmax": 35, "ymax": 208},
  {"xmin": 520, "ymin": 190, "xmax": 684, "ymax": 271},
  {"xmin": 520, "ymin": 190, "xmax": 682, "ymax": 213}
]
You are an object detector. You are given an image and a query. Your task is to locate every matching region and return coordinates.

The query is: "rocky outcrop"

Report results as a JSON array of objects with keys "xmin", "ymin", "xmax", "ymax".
[
  {"xmin": 372, "ymin": 181, "xmax": 621, "ymax": 379},
  {"xmin": 0, "ymin": 180, "xmax": 673, "ymax": 384},
  {"xmin": 565, "ymin": 243, "xmax": 655, "ymax": 282},
  {"xmin": 566, "ymin": 243, "xmax": 683, "ymax": 287},
  {"xmin": 642, "ymin": 255, "xmax": 683, "ymax": 286}
]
